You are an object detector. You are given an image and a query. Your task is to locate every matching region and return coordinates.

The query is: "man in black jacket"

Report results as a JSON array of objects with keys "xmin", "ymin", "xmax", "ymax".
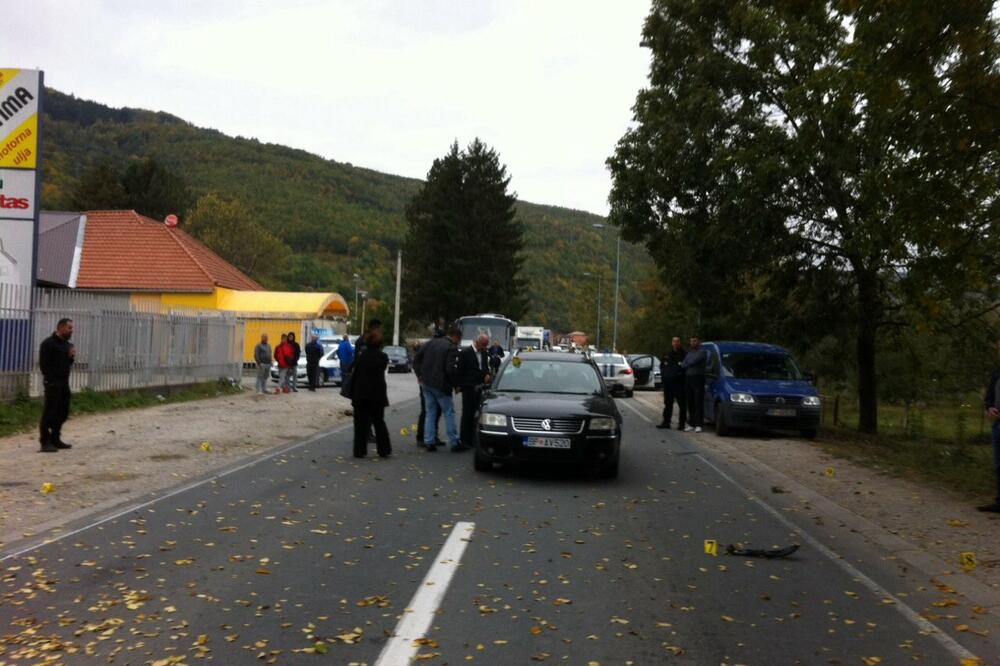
[
  {"xmin": 456, "ymin": 334, "xmax": 491, "ymax": 451},
  {"xmin": 657, "ymin": 336, "xmax": 686, "ymax": 430},
  {"xmin": 305, "ymin": 334, "xmax": 324, "ymax": 391},
  {"xmin": 980, "ymin": 337, "xmax": 1000, "ymax": 513},
  {"xmin": 414, "ymin": 326, "xmax": 461, "ymax": 451},
  {"xmin": 39, "ymin": 318, "xmax": 75, "ymax": 453}
]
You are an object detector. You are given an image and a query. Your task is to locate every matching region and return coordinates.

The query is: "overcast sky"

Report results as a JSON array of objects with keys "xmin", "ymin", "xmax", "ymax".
[{"xmin": 5, "ymin": 0, "xmax": 651, "ymax": 215}]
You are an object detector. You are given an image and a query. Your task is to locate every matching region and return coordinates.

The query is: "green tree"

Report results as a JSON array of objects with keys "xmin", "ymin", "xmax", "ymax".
[
  {"xmin": 403, "ymin": 139, "xmax": 526, "ymax": 325},
  {"xmin": 185, "ymin": 193, "xmax": 291, "ymax": 284},
  {"xmin": 608, "ymin": 1, "xmax": 1000, "ymax": 433},
  {"xmin": 121, "ymin": 157, "xmax": 193, "ymax": 220},
  {"xmin": 70, "ymin": 162, "xmax": 128, "ymax": 211}
]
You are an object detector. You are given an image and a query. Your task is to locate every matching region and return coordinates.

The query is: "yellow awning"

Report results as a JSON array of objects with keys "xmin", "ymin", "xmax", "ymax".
[{"xmin": 214, "ymin": 288, "xmax": 349, "ymax": 318}]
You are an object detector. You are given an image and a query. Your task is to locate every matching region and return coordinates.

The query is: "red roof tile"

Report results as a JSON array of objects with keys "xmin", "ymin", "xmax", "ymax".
[{"xmin": 75, "ymin": 210, "xmax": 263, "ymax": 292}]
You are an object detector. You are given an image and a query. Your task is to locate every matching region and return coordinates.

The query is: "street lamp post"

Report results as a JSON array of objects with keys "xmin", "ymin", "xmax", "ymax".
[
  {"xmin": 359, "ymin": 290, "xmax": 370, "ymax": 334},
  {"xmin": 352, "ymin": 273, "xmax": 361, "ymax": 335},
  {"xmin": 582, "ymin": 271, "xmax": 602, "ymax": 350},
  {"xmin": 592, "ymin": 223, "xmax": 621, "ymax": 352}
]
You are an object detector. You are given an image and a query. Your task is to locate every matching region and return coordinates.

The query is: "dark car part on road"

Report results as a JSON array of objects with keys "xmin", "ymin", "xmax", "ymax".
[{"xmin": 726, "ymin": 543, "xmax": 801, "ymax": 559}]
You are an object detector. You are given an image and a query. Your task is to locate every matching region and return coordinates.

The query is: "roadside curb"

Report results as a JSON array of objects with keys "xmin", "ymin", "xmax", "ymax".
[{"xmin": 631, "ymin": 392, "xmax": 1000, "ymax": 610}]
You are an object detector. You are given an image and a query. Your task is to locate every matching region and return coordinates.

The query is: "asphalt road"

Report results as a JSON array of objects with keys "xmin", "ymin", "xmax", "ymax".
[{"xmin": 1, "ymin": 375, "xmax": 995, "ymax": 665}]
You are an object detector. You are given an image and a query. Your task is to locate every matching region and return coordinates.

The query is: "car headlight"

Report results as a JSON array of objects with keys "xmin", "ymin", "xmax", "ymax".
[
  {"xmin": 479, "ymin": 413, "xmax": 507, "ymax": 428},
  {"xmin": 590, "ymin": 417, "xmax": 617, "ymax": 433},
  {"xmin": 730, "ymin": 393, "xmax": 755, "ymax": 404},
  {"xmin": 802, "ymin": 396, "xmax": 821, "ymax": 407}
]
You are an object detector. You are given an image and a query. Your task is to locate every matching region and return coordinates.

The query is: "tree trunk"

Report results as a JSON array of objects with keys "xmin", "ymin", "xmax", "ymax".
[{"xmin": 855, "ymin": 272, "xmax": 880, "ymax": 434}]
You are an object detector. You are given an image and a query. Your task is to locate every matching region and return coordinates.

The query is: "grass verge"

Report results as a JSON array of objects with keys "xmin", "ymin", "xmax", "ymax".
[
  {"xmin": 0, "ymin": 380, "xmax": 244, "ymax": 438},
  {"xmin": 817, "ymin": 425, "xmax": 995, "ymax": 499}
]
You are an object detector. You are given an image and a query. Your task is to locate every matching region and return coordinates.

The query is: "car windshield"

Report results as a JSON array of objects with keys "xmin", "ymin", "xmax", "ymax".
[
  {"xmin": 722, "ymin": 352, "xmax": 802, "ymax": 380},
  {"xmin": 495, "ymin": 361, "xmax": 603, "ymax": 395},
  {"xmin": 515, "ymin": 337, "xmax": 542, "ymax": 349},
  {"xmin": 385, "ymin": 346, "xmax": 407, "ymax": 357},
  {"xmin": 592, "ymin": 353, "xmax": 626, "ymax": 365}
]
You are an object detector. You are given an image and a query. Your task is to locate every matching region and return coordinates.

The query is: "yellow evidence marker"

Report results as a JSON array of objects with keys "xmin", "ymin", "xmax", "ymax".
[
  {"xmin": 961, "ymin": 552, "xmax": 977, "ymax": 571},
  {"xmin": 400, "ymin": 427, "xmax": 409, "ymax": 436},
  {"xmin": 704, "ymin": 539, "xmax": 718, "ymax": 556},
  {"xmin": 200, "ymin": 442, "xmax": 212, "ymax": 452},
  {"xmin": 40, "ymin": 482, "xmax": 55, "ymax": 494},
  {"xmin": 824, "ymin": 467, "xmax": 835, "ymax": 478}
]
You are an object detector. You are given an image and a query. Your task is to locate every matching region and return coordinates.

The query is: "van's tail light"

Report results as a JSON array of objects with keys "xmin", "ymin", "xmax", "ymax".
[{"xmin": 620, "ymin": 368, "xmax": 633, "ymax": 375}]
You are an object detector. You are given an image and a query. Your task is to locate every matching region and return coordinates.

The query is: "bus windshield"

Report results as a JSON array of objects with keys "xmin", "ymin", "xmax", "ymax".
[{"xmin": 459, "ymin": 317, "xmax": 515, "ymax": 350}]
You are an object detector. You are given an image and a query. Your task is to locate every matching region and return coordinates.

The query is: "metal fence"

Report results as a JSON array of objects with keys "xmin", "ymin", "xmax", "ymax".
[{"xmin": 0, "ymin": 284, "xmax": 245, "ymax": 399}]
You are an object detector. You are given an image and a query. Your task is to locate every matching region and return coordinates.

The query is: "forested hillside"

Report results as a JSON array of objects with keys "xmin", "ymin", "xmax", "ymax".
[{"xmin": 39, "ymin": 89, "xmax": 651, "ymax": 333}]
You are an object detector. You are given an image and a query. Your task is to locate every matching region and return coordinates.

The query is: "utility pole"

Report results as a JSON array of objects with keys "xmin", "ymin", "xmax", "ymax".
[
  {"xmin": 612, "ymin": 232, "xmax": 620, "ymax": 352},
  {"xmin": 392, "ymin": 250, "xmax": 402, "ymax": 346},
  {"xmin": 596, "ymin": 274, "xmax": 602, "ymax": 351},
  {"xmin": 592, "ymin": 223, "xmax": 620, "ymax": 351},
  {"xmin": 359, "ymin": 290, "xmax": 368, "ymax": 334},
  {"xmin": 352, "ymin": 273, "xmax": 361, "ymax": 335},
  {"xmin": 582, "ymin": 271, "xmax": 602, "ymax": 351}
]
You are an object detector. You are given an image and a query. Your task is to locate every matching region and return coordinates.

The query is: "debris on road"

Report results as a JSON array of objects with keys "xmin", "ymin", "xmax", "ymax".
[{"xmin": 726, "ymin": 543, "xmax": 800, "ymax": 559}]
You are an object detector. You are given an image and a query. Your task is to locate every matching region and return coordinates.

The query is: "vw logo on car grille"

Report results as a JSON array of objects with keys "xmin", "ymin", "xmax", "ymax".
[
  {"xmin": 776, "ymin": 397, "xmax": 785, "ymax": 405},
  {"xmin": 541, "ymin": 419, "xmax": 552, "ymax": 431}
]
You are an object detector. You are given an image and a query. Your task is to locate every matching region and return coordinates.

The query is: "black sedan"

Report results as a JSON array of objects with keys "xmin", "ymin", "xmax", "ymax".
[
  {"xmin": 385, "ymin": 345, "xmax": 412, "ymax": 373},
  {"xmin": 474, "ymin": 352, "xmax": 622, "ymax": 478}
]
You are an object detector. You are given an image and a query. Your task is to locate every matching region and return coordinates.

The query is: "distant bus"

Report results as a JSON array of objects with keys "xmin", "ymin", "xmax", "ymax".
[{"xmin": 457, "ymin": 314, "xmax": 517, "ymax": 351}]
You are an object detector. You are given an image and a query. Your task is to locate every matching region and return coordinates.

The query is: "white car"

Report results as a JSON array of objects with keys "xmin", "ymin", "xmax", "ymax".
[
  {"xmin": 271, "ymin": 349, "xmax": 343, "ymax": 386},
  {"xmin": 591, "ymin": 352, "xmax": 636, "ymax": 397},
  {"xmin": 627, "ymin": 354, "xmax": 662, "ymax": 391}
]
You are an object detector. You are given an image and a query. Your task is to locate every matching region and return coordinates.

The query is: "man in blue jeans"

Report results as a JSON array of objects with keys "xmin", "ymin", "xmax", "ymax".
[
  {"xmin": 414, "ymin": 325, "xmax": 461, "ymax": 451},
  {"xmin": 980, "ymin": 338, "xmax": 1000, "ymax": 513}
]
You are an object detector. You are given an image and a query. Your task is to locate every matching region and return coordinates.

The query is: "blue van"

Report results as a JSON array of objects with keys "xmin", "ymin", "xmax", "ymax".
[{"xmin": 702, "ymin": 341, "xmax": 821, "ymax": 439}]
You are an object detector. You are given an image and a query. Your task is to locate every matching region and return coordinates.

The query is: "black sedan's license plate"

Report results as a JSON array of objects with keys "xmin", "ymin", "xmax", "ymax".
[{"xmin": 523, "ymin": 436, "xmax": 572, "ymax": 449}]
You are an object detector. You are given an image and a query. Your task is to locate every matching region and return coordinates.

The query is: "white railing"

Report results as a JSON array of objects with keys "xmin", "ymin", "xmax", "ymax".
[{"xmin": 0, "ymin": 284, "xmax": 245, "ymax": 399}]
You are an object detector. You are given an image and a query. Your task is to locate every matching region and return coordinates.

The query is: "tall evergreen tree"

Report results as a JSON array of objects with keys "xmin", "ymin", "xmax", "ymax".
[
  {"xmin": 608, "ymin": 1, "xmax": 1000, "ymax": 433},
  {"xmin": 403, "ymin": 139, "xmax": 526, "ymax": 325}
]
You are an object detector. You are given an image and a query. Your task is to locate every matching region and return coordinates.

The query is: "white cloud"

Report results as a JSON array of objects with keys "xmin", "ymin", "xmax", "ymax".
[{"xmin": 2, "ymin": 0, "xmax": 650, "ymax": 214}]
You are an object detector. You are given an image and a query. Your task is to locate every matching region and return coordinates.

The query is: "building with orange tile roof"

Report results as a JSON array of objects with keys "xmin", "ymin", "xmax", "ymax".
[{"xmin": 38, "ymin": 210, "xmax": 349, "ymax": 362}]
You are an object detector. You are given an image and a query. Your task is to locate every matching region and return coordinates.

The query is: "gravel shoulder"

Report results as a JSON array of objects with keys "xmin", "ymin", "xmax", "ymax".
[
  {"xmin": 633, "ymin": 391, "xmax": 1000, "ymax": 597},
  {"xmin": 0, "ymin": 373, "xmax": 421, "ymax": 551}
]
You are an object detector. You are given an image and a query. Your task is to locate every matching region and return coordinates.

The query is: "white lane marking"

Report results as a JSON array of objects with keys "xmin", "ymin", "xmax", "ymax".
[
  {"xmin": 375, "ymin": 522, "xmax": 476, "ymax": 666},
  {"xmin": 0, "ymin": 422, "xmax": 353, "ymax": 562},
  {"xmin": 618, "ymin": 398, "xmax": 653, "ymax": 424},
  {"xmin": 695, "ymin": 453, "xmax": 978, "ymax": 662}
]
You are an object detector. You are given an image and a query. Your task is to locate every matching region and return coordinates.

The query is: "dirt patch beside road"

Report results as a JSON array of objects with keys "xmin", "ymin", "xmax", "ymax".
[
  {"xmin": 0, "ymin": 374, "xmax": 421, "ymax": 550},
  {"xmin": 632, "ymin": 392, "xmax": 1000, "ymax": 595}
]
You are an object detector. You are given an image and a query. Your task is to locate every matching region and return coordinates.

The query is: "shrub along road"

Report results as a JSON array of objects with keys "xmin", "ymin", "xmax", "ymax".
[{"xmin": 0, "ymin": 387, "xmax": 996, "ymax": 664}]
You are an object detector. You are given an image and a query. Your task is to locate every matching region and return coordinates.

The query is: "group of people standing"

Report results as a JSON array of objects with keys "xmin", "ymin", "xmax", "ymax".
[
  {"xmin": 410, "ymin": 327, "xmax": 494, "ymax": 452},
  {"xmin": 657, "ymin": 335, "xmax": 709, "ymax": 433},
  {"xmin": 253, "ymin": 332, "xmax": 328, "ymax": 393}
]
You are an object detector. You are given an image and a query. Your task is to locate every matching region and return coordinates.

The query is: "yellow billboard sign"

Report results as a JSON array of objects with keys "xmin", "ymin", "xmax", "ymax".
[{"xmin": 0, "ymin": 69, "xmax": 40, "ymax": 169}]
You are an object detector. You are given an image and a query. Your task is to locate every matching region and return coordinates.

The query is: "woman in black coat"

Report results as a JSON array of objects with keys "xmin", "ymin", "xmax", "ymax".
[{"xmin": 351, "ymin": 329, "xmax": 392, "ymax": 458}]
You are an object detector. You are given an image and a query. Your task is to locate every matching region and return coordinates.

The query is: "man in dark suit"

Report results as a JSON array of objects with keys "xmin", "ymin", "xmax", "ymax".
[
  {"xmin": 456, "ymin": 333, "xmax": 491, "ymax": 451},
  {"xmin": 39, "ymin": 318, "xmax": 75, "ymax": 453}
]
